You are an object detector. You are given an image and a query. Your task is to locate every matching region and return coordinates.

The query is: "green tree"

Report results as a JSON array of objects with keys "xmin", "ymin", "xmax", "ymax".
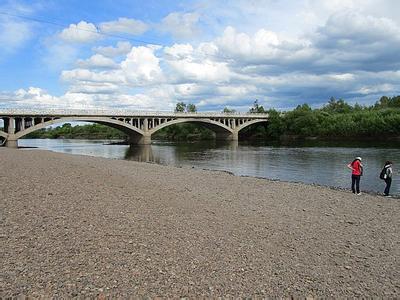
[
  {"xmin": 390, "ymin": 96, "xmax": 400, "ymax": 108},
  {"xmin": 175, "ymin": 102, "xmax": 197, "ymax": 112},
  {"xmin": 375, "ymin": 96, "xmax": 390, "ymax": 109},
  {"xmin": 353, "ymin": 103, "xmax": 363, "ymax": 111},
  {"xmin": 222, "ymin": 107, "xmax": 236, "ymax": 113},
  {"xmin": 322, "ymin": 97, "xmax": 353, "ymax": 113},
  {"xmin": 249, "ymin": 100, "xmax": 266, "ymax": 113},
  {"xmin": 186, "ymin": 103, "xmax": 197, "ymax": 113},
  {"xmin": 175, "ymin": 102, "xmax": 186, "ymax": 112},
  {"xmin": 265, "ymin": 109, "xmax": 284, "ymax": 139},
  {"xmin": 294, "ymin": 103, "xmax": 312, "ymax": 112}
]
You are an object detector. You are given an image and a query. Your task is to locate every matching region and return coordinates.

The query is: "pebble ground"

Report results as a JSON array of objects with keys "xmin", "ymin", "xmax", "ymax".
[{"xmin": 0, "ymin": 148, "xmax": 399, "ymax": 297}]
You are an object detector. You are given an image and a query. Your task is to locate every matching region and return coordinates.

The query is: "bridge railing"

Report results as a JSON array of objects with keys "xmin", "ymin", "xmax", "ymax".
[{"xmin": 0, "ymin": 109, "xmax": 268, "ymax": 118}]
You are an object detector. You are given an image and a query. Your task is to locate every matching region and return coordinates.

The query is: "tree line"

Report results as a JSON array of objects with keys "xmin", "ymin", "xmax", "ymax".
[
  {"xmin": 21, "ymin": 95, "xmax": 400, "ymax": 141},
  {"xmin": 24, "ymin": 123, "xmax": 126, "ymax": 139},
  {"xmin": 242, "ymin": 96, "xmax": 400, "ymax": 141}
]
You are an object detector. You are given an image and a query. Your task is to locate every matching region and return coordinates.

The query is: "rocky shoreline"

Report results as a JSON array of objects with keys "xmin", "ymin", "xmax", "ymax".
[{"xmin": 0, "ymin": 148, "xmax": 399, "ymax": 297}]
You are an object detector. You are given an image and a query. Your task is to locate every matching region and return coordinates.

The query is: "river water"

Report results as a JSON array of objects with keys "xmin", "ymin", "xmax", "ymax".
[{"xmin": 19, "ymin": 139, "xmax": 399, "ymax": 196}]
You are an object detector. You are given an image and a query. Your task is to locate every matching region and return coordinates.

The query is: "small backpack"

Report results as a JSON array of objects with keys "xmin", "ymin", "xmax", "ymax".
[{"xmin": 379, "ymin": 166, "xmax": 388, "ymax": 180}]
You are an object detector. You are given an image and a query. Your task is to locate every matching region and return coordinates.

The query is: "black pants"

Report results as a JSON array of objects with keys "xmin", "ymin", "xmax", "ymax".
[
  {"xmin": 384, "ymin": 178, "xmax": 392, "ymax": 196},
  {"xmin": 351, "ymin": 175, "xmax": 361, "ymax": 194}
]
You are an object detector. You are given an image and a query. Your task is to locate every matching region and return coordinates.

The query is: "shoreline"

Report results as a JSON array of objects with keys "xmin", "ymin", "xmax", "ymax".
[
  {"xmin": 1, "ymin": 148, "xmax": 399, "ymax": 297},
  {"xmin": 19, "ymin": 145, "xmax": 400, "ymax": 199}
]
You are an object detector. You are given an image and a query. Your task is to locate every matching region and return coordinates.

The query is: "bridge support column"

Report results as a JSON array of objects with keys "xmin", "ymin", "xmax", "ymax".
[
  {"xmin": 129, "ymin": 133, "xmax": 151, "ymax": 145},
  {"xmin": 138, "ymin": 134, "xmax": 151, "ymax": 145},
  {"xmin": 5, "ymin": 135, "xmax": 18, "ymax": 148},
  {"xmin": 7, "ymin": 117, "xmax": 15, "ymax": 134},
  {"xmin": 216, "ymin": 131, "xmax": 238, "ymax": 141},
  {"xmin": 231, "ymin": 130, "xmax": 238, "ymax": 141}
]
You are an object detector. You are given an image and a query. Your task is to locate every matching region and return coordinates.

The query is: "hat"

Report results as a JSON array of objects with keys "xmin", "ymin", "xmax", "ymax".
[{"xmin": 356, "ymin": 157, "xmax": 362, "ymax": 161}]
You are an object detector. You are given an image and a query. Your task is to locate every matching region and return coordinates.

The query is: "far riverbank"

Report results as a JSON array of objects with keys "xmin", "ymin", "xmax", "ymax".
[{"xmin": 1, "ymin": 148, "xmax": 399, "ymax": 298}]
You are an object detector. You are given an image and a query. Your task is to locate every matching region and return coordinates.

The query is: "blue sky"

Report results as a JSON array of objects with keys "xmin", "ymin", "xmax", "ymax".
[{"xmin": 0, "ymin": 0, "xmax": 399, "ymax": 111}]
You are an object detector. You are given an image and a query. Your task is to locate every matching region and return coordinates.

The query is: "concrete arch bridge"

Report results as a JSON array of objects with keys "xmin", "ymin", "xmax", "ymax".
[{"xmin": 0, "ymin": 109, "xmax": 269, "ymax": 148}]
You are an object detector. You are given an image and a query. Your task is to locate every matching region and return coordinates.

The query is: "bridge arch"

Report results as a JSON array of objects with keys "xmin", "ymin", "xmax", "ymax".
[
  {"xmin": 149, "ymin": 118, "xmax": 233, "ymax": 136},
  {"xmin": 13, "ymin": 117, "xmax": 145, "ymax": 140},
  {"xmin": 236, "ymin": 119, "xmax": 268, "ymax": 132}
]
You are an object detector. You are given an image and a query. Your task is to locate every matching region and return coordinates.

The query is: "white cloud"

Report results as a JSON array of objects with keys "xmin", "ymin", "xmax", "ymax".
[
  {"xmin": 167, "ymin": 58, "xmax": 231, "ymax": 83},
  {"xmin": 356, "ymin": 84, "xmax": 395, "ymax": 95},
  {"xmin": 61, "ymin": 69, "xmax": 123, "ymax": 84},
  {"xmin": 99, "ymin": 18, "xmax": 148, "ymax": 35},
  {"xmin": 164, "ymin": 43, "xmax": 231, "ymax": 83},
  {"xmin": 60, "ymin": 67, "xmax": 124, "ymax": 95},
  {"xmin": 160, "ymin": 12, "xmax": 200, "ymax": 39},
  {"xmin": 0, "ymin": 87, "xmax": 63, "ymax": 107},
  {"xmin": 328, "ymin": 73, "xmax": 355, "ymax": 81},
  {"xmin": 173, "ymin": 83, "xmax": 202, "ymax": 96},
  {"xmin": 0, "ymin": 86, "xmax": 175, "ymax": 110},
  {"xmin": 77, "ymin": 54, "xmax": 119, "ymax": 69},
  {"xmin": 59, "ymin": 21, "xmax": 101, "ymax": 43},
  {"xmin": 197, "ymin": 42, "xmax": 219, "ymax": 57},
  {"xmin": 47, "ymin": 10, "xmax": 400, "ymax": 110},
  {"xmin": 2, "ymin": 0, "xmax": 400, "ymax": 112},
  {"xmin": 59, "ymin": 46, "xmax": 164, "ymax": 96},
  {"xmin": 68, "ymin": 82, "xmax": 121, "ymax": 94},
  {"xmin": 214, "ymin": 26, "xmax": 311, "ymax": 67},
  {"xmin": 316, "ymin": 11, "xmax": 400, "ymax": 46},
  {"xmin": 115, "ymin": 86, "xmax": 176, "ymax": 110},
  {"xmin": 164, "ymin": 44, "xmax": 194, "ymax": 59},
  {"xmin": 217, "ymin": 85, "xmax": 257, "ymax": 97},
  {"xmin": 121, "ymin": 46, "xmax": 163, "ymax": 85},
  {"xmin": 93, "ymin": 41, "xmax": 132, "ymax": 57}
]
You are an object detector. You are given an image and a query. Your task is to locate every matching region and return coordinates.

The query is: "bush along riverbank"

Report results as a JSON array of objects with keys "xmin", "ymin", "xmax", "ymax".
[
  {"xmin": 24, "ymin": 123, "xmax": 127, "ymax": 140},
  {"xmin": 240, "ymin": 96, "xmax": 400, "ymax": 142}
]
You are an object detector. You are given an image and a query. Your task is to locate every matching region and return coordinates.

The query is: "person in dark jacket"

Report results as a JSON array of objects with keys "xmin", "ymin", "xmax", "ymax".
[
  {"xmin": 382, "ymin": 161, "xmax": 393, "ymax": 196},
  {"xmin": 347, "ymin": 156, "xmax": 363, "ymax": 195}
]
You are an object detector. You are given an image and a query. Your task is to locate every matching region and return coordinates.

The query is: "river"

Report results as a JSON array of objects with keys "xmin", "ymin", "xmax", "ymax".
[{"xmin": 19, "ymin": 138, "xmax": 399, "ymax": 196}]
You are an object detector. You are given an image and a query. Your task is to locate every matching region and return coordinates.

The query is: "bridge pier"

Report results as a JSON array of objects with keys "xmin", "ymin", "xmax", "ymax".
[
  {"xmin": 138, "ymin": 134, "xmax": 151, "ymax": 145},
  {"xmin": 231, "ymin": 131, "xmax": 239, "ymax": 141},
  {"xmin": 216, "ymin": 130, "xmax": 238, "ymax": 141},
  {"xmin": 5, "ymin": 138, "xmax": 18, "ymax": 148},
  {"xmin": 129, "ymin": 133, "xmax": 151, "ymax": 145}
]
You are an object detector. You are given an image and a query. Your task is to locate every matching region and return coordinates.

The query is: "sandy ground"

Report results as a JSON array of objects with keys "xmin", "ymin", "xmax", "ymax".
[{"xmin": 0, "ymin": 148, "xmax": 399, "ymax": 298}]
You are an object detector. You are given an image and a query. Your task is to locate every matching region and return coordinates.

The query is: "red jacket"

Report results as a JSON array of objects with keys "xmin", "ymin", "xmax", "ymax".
[{"xmin": 350, "ymin": 160, "xmax": 362, "ymax": 175}]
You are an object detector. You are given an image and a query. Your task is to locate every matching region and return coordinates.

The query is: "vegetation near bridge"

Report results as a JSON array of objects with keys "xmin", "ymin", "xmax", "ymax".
[
  {"xmin": 22, "ymin": 95, "xmax": 400, "ymax": 142},
  {"xmin": 241, "ymin": 96, "xmax": 400, "ymax": 141}
]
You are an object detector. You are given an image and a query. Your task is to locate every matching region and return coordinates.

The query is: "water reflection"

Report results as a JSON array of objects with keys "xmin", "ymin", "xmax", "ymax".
[
  {"xmin": 125, "ymin": 145, "xmax": 155, "ymax": 162},
  {"xmin": 18, "ymin": 139, "xmax": 399, "ymax": 196}
]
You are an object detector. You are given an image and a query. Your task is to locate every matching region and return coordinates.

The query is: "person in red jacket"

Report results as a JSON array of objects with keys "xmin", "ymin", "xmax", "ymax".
[{"xmin": 347, "ymin": 157, "xmax": 363, "ymax": 195}]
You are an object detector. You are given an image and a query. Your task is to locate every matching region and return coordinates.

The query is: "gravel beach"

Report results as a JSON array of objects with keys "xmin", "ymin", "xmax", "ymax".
[{"xmin": 1, "ymin": 147, "xmax": 399, "ymax": 297}]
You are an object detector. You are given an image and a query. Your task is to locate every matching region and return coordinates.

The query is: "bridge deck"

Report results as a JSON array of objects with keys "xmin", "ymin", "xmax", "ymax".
[{"xmin": 0, "ymin": 109, "xmax": 268, "ymax": 119}]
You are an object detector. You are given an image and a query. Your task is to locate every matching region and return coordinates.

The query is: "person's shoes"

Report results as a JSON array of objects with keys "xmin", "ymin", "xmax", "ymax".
[
  {"xmin": 384, "ymin": 194, "xmax": 392, "ymax": 197},
  {"xmin": 356, "ymin": 193, "xmax": 362, "ymax": 195}
]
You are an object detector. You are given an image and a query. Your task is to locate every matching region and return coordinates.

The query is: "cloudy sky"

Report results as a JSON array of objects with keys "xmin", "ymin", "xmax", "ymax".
[{"xmin": 0, "ymin": 0, "xmax": 399, "ymax": 111}]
